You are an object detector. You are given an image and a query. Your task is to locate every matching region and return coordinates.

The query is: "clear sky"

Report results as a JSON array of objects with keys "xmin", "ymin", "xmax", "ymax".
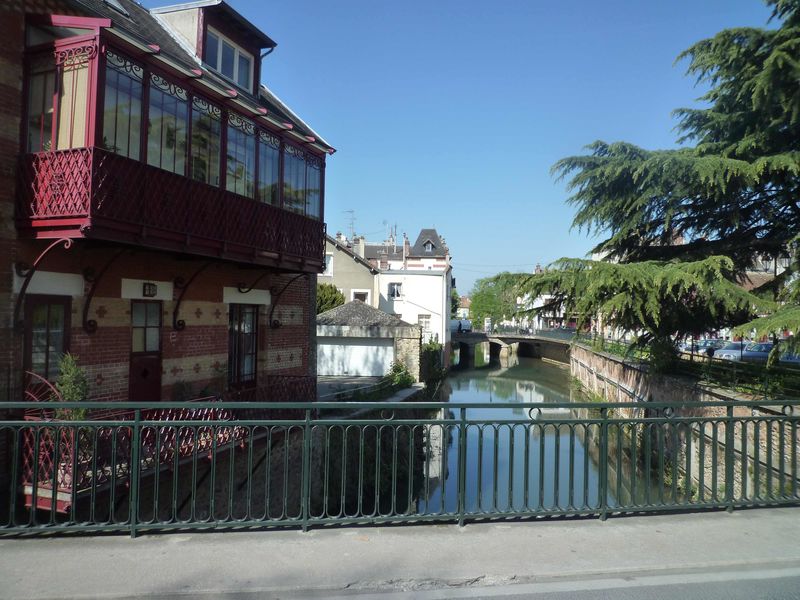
[{"xmin": 144, "ymin": 0, "xmax": 774, "ymax": 292}]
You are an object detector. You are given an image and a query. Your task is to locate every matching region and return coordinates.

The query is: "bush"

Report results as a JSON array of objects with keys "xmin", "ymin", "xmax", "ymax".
[
  {"xmin": 53, "ymin": 353, "xmax": 90, "ymax": 420},
  {"xmin": 387, "ymin": 361, "xmax": 415, "ymax": 388}
]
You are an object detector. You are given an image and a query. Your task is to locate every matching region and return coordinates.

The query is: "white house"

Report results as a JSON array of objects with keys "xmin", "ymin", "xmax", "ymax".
[{"xmin": 377, "ymin": 269, "xmax": 452, "ymax": 347}]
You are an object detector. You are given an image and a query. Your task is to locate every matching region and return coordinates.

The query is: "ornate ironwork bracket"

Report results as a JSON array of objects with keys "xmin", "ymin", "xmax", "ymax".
[
  {"xmin": 13, "ymin": 238, "xmax": 74, "ymax": 334},
  {"xmin": 268, "ymin": 273, "xmax": 308, "ymax": 329},
  {"xmin": 237, "ymin": 270, "xmax": 271, "ymax": 294},
  {"xmin": 82, "ymin": 248, "xmax": 128, "ymax": 333},
  {"xmin": 173, "ymin": 261, "xmax": 214, "ymax": 331}
]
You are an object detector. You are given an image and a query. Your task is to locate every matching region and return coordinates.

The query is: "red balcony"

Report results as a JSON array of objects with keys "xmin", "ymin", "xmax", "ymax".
[{"xmin": 17, "ymin": 147, "xmax": 325, "ymax": 271}]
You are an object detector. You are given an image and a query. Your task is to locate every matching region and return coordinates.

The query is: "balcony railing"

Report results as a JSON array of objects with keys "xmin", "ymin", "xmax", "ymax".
[{"xmin": 17, "ymin": 147, "xmax": 325, "ymax": 270}]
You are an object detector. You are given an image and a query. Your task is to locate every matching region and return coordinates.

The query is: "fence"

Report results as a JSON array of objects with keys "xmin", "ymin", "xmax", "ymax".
[{"xmin": 1, "ymin": 398, "xmax": 798, "ymax": 537}]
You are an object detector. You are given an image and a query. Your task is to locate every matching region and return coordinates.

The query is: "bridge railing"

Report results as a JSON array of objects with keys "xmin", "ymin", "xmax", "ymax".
[{"xmin": 1, "ymin": 398, "xmax": 798, "ymax": 537}]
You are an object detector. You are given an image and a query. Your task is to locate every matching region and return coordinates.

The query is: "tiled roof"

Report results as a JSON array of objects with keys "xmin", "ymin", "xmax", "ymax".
[
  {"xmin": 317, "ymin": 300, "xmax": 413, "ymax": 327},
  {"xmin": 410, "ymin": 228, "xmax": 447, "ymax": 257},
  {"xmin": 364, "ymin": 244, "xmax": 403, "ymax": 261}
]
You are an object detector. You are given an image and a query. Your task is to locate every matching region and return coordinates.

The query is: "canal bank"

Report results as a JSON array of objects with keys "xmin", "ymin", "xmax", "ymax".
[{"xmin": 2, "ymin": 507, "xmax": 799, "ymax": 599}]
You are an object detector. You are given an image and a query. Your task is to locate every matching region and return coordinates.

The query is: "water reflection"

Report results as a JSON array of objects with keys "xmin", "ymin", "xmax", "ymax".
[{"xmin": 418, "ymin": 358, "xmax": 611, "ymax": 514}]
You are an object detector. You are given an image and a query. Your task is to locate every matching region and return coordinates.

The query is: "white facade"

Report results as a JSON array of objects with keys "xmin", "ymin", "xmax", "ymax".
[
  {"xmin": 378, "ymin": 270, "xmax": 451, "ymax": 346},
  {"xmin": 317, "ymin": 337, "xmax": 394, "ymax": 376}
]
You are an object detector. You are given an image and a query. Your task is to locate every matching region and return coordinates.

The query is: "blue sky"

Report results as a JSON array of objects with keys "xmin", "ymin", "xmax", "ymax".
[{"xmin": 145, "ymin": 0, "xmax": 774, "ymax": 292}]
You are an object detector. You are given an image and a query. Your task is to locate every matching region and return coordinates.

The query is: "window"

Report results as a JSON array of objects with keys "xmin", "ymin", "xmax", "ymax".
[
  {"xmin": 131, "ymin": 301, "xmax": 161, "ymax": 353},
  {"xmin": 417, "ymin": 314, "xmax": 431, "ymax": 333},
  {"xmin": 102, "ymin": 50, "xmax": 143, "ymax": 159},
  {"xmin": 26, "ymin": 45, "xmax": 92, "ymax": 152},
  {"xmin": 147, "ymin": 74, "xmax": 188, "ymax": 174},
  {"xmin": 388, "ymin": 283, "xmax": 402, "ymax": 299},
  {"xmin": 257, "ymin": 131, "xmax": 280, "ymax": 204},
  {"xmin": 305, "ymin": 156, "xmax": 322, "ymax": 219},
  {"xmin": 190, "ymin": 96, "xmax": 222, "ymax": 186},
  {"xmin": 226, "ymin": 114, "xmax": 256, "ymax": 198},
  {"xmin": 321, "ymin": 254, "xmax": 333, "ymax": 276},
  {"xmin": 56, "ymin": 48, "xmax": 91, "ymax": 149},
  {"xmin": 424, "ymin": 241, "xmax": 433, "ymax": 253},
  {"xmin": 283, "ymin": 144, "xmax": 306, "ymax": 214},
  {"xmin": 26, "ymin": 54, "xmax": 56, "ymax": 152},
  {"xmin": 205, "ymin": 28, "xmax": 253, "ymax": 91},
  {"xmin": 229, "ymin": 304, "xmax": 258, "ymax": 388},
  {"xmin": 353, "ymin": 291, "xmax": 369, "ymax": 303},
  {"xmin": 25, "ymin": 296, "xmax": 70, "ymax": 381}
]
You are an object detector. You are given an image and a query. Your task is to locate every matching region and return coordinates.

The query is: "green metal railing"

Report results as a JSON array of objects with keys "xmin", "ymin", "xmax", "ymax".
[{"xmin": 1, "ymin": 398, "xmax": 798, "ymax": 537}]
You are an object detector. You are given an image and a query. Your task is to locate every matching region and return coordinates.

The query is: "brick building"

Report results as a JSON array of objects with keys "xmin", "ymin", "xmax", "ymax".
[{"xmin": 1, "ymin": 0, "xmax": 332, "ymax": 438}]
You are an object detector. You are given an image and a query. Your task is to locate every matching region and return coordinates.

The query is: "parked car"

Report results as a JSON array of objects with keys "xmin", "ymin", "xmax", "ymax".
[
  {"xmin": 780, "ymin": 352, "xmax": 800, "ymax": 367},
  {"xmin": 740, "ymin": 342, "xmax": 774, "ymax": 363},
  {"xmin": 715, "ymin": 341, "xmax": 745, "ymax": 361},
  {"xmin": 680, "ymin": 339, "xmax": 725, "ymax": 355}
]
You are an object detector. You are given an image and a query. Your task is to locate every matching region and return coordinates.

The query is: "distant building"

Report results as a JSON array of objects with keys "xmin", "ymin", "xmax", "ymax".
[
  {"xmin": 325, "ymin": 228, "xmax": 453, "ymax": 361},
  {"xmin": 457, "ymin": 296, "xmax": 471, "ymax": 320}
]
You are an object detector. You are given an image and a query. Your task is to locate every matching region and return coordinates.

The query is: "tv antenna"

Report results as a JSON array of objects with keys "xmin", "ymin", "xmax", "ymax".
[{"xmin": 343, "ymin": 210, "xmax": 355, "ymax": 240}]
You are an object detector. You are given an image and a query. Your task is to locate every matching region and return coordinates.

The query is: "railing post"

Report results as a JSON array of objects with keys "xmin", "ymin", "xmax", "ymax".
[
  {"xmin": 725, "ymin": 403, "xmax": 735, "ymax": 512},
  {"xmin": 599, "ymin": 407, "xmax": 609, "ymax": 521},
  {"xmin": 457, "ymin": 407, "xmax": 467, "ymax": 527},
  {"xmin": 129, "ymin": 409, "xmax": 141, "ymax": 539},
  {"xmin": 301, "ymin": 408, "xmax": 312, "ymax": 532}
]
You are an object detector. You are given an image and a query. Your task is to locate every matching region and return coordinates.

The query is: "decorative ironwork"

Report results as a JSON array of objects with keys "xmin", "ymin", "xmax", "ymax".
[
  {"xmin": 173, "ymin": 261, "xmax": 214, "ymax": 330},
  {"xmin": 258, "ymin": 130, "xmax": 280, "ymax": 148},
  {"xmin": 54, "ymin": 44, "xmax": 97, "ymax": 67},
  {"xmin": 284, "ymin": 143, "xmax": 305, "ymax": 159},
  {"xmin": 18, "ymin": 148, "xmax": 325, "ymax": 269},
  {"xmin": 192, "ymin": 96, "xmax": 222, "ymax": 121},
  {"xmin": 268, "ymin": 273, "xmax": 308, "ymax": 329},
  {"xmin": 228, "ymin": 112, "xmax": 255, "ymax": 135},
  {"xmin": 13, "ymin": 238, "xmax": 73, "ymax": 333},
  {"xmin": 150, "ymin": 73, "xmax": 187, "ymax": 100},
  {"xmin": 105, "ymin": 49, "xmax": 143, "ymax": 80},
  {"xmin": 82, "ymin": 248, "xmax": 128, "ymax": 333}
]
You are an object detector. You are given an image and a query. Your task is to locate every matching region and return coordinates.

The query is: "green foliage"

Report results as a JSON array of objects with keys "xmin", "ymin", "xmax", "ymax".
[
  {"xmin": 53, "ymin": 353, "xmax": 90, "ymax": 420},
  {"xmin": 316, "ymin": 283, "xmax": 345, "ymax": 314},
  {"xmin": 451, "ymin": 288, "xmax": 460, "ymax": 319},
  {"xmin": 469, "ymin": 275, "xmax": 517, "ymax": 330},
  {"xmin": 386, "ymin": 361, "xmax": 415, "ymax": 388},
  {"xmin": 497, "ymin": 257, "xmax": 771, "ymax": 372}
]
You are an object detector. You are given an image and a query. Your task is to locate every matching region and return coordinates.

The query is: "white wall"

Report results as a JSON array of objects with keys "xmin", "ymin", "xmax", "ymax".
[{"xmin": 377, "ymin": 271, "xmax": 450, "ymax": 346}]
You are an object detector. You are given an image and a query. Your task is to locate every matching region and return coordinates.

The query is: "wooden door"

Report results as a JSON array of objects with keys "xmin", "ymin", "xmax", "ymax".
[{"xmin": 129, "ymin": 300, "xmax": 162, "ymax": 401}]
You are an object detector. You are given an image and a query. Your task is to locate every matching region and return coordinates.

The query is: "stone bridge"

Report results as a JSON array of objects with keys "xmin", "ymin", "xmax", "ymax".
[{"xmin": 451, "ymin": 330, "xmax": 573, "ymax": 368}]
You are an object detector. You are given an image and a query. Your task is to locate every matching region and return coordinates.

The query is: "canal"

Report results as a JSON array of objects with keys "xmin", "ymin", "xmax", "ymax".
[{"xmin": 417, "ymin": 355, "xmax": 629, "ymax": 515}]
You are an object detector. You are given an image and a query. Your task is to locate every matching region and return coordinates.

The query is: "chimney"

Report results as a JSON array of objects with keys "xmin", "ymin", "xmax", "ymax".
[
  {"xmin": 534, "ymin": 263, "xmax": 543, "ymax": 274},
  {"xmin": 354, "ymin": 236, "xmax": 365, "ymax": 258},
  {"xmin": 336, "ymin": 231, "xmax": 346, "ymax": 243}
]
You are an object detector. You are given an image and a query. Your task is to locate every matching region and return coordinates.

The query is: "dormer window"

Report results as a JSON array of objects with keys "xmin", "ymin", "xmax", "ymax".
[
  {"xmin": 205, "ymin": 27, "xmax": 253, "ymax": 90},
  {"xmin": 424, "ymin": 241, "xmax": 433, "ymax": 253}
]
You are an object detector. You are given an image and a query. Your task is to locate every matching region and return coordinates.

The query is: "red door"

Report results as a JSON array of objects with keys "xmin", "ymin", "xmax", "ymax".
[{"xmin": 129, "ymin": 301, "xmax": 162, "ymax": 402}]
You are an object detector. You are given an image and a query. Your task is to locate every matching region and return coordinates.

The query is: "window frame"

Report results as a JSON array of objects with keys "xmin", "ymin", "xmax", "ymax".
[
  {"xmin": 228, "ymin": 304, "xmax": 259, "ymax": 390},
  {"xmin": 131, "ymin": 300, "xmax": 162, "ymax": 355},
  {"xmin": 204, "ymin": 27, "xmax": 254, "ymax": 92},
  {"xmin": 321, "ymin": 253, "xmax": 333, "ymax": 277},
  {"xmin": 352, "ymin": 289, "xmax": 370, "ymax": 304},
  {"xmin": 388, "ymin": 282, "xmax": 402, "ymax": 299},
  {"xmin": 24, "ymin": 294, "xmax": 72, "ymax": 382}
]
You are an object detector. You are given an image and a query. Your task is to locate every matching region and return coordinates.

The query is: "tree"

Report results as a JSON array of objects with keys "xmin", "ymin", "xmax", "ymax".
[
  {"xmin": 500, "ymin": 258, "xmax": 772, "ymax": 369},
  {"xmin": 497, "ymin": 1, "xmax": 800, "ymax": 360},
  {"xmin": 316, "ymin": 283, "xmax": 345, "ymax": 314},
  {"xmin": 450, "ymin": 289, "xmax": 460, "ymax": 319},
  {"xmin": 469, "ymin": 276, "xmax": 518, "ymax": 330}
]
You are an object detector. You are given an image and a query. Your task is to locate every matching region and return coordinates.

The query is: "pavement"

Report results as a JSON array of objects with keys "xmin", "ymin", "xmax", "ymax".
[{"xmin": 2, "ymin": 507, "xmax": 800, "ymax": 599}]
